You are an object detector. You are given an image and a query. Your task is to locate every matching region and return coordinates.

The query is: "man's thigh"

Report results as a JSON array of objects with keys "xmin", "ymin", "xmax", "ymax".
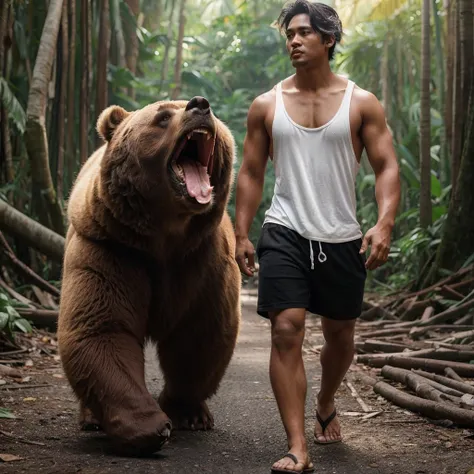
[
  {"xmin": 308, "ymin": 238, "xmax": 367, "ymax": 321},
  {"xmin": 256, "ymin": 223, "xmax": 311, "ymax": 318}
]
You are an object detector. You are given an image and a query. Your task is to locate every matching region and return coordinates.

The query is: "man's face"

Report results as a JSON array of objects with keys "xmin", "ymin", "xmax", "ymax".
[{"xmin": 285, "ymin": 13, "xmax": 333, "ymax": 67}]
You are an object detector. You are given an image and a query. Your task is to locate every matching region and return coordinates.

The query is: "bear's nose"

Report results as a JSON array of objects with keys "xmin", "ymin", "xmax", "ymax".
[{"xmin": 185, "ymin": 96, "xmax": 210, "ymax": 115}]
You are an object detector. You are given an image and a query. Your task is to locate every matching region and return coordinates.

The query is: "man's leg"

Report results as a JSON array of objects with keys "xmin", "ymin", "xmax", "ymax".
[
  {"xmin": 314, "ymin": 317, "xmax": 356, "ymax": 443},
  {"xmin": 270, "ymin": 308, "xmax": 313, "ymax": 473}
]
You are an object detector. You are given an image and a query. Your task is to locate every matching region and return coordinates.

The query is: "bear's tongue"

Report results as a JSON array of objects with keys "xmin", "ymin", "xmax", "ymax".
[{"xmin": 182, "ymin": 160, "xmax": 213, "ymax": 204}]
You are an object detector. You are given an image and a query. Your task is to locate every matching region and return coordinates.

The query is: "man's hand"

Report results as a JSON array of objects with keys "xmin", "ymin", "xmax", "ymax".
[
  {"xmin": 235, "ymin": 236, "xmax": 256, "ymax": 277},
  {"xmin": 360, "ymin": 224, "xmax": 392, "ymax": 270}
]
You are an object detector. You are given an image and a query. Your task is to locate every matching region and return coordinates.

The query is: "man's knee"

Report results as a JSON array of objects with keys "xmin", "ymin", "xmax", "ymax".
[
  {"xmin": 322, "ymin": 318, "xmax": 355, "ymax": 351},
  {"xmin": 270, "ymin": 309, "xmax": 305, "ymax": 351}
]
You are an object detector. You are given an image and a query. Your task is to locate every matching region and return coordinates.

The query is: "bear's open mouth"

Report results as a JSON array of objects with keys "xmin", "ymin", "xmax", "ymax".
[{"xmin": 170, "ymin": 127, "xmax": 216, "ymax": 204}]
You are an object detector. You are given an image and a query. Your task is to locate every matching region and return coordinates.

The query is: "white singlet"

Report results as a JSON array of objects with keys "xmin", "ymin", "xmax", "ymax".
[{"xmin": 263, "ymin": 79, "xmax": 362, "ymax": 254}]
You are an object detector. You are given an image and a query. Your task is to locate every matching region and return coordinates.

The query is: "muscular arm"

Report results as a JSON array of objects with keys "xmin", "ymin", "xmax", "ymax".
[
  {"xmin": 359, "ymin": 92, "xmax": 401, "ymax": 270},
  {"xmin": 234, "ymin": 95, "xmax": 271, "ymax": 275}
]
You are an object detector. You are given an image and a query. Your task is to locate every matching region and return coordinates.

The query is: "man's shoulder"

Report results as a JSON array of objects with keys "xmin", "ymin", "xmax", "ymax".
[{"xmin": 351, "ymin": 83, "xmax": 384, "ymax": 114}]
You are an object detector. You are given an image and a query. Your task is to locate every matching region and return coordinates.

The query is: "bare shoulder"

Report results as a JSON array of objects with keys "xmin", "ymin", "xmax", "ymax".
[
  {"xmin": 352, "ymin": 85, "xmax": 386, "ymax": 121},
  {"xmin": 248, "ymin": 87, "xmax": 277, "ymax": 119}
]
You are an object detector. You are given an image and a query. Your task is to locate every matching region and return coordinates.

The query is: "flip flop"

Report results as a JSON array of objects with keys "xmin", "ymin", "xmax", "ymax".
[
  {"xmin": 314, "ymin": 409, "xmax": 342, "ymax": 445},
  {"xmin": 271, "ymin": 453, "xmax": 315, "ymax": 473}
]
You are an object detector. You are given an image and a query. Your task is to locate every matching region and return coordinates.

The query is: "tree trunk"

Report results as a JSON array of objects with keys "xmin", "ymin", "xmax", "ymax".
[
  {"xmin": 95, "ymin": 0, "xmax": 110, "ymax": 147},
  {"xmin": 160, "ymin": 0, "xmax": 176, "ymax": 91},
  {"xmin": 24, "ymin": 0, "xmax": 65, "ymax": 236},
  {"xmin": 57, "ymin": 0, "xmax": 68, "ymax": 204},
  {"xmin": 0, "ymin": 0, "xmax": 14, "ymax": 196},
  {"xmin": 0, "ymin": 200, "xmax": 65, "ymax": 263},
  {"xmin": 79, "ymin": 0, "xmax": 90, "ymax": 164},
  {"xmin": 124, "ymin": 0, "xmax": 139, "ymax": 99},
  {"xmin": 459, "ymin": 0, "xmax": 473, "ymax": 122},
  {"xmin": 66, "ymin": 0, "xmax": 76, "ymax": 190},
  {"xmin": 170, "ymin": 0, "xmax": 186, "ymax": 100},
  {"xmin": 432, "ymin": 0, "xmax": 446, "ymax": 185},
  {"xmin": 420, "ymin": 0, "xmax": 432, "ymax": 229},
  {"xmin": 451, "ymin": 4, "xmax": 463, "ymax": 194},
  {"xmin": 433, "ymin": 79, "xmax": 474, "ymax": 273},
  {"xmin": 445, "ymin": 0, "xmax": 455, "ymax": 169}
]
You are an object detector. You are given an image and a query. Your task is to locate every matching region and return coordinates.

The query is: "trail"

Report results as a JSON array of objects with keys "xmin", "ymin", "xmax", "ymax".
[{"xmin": 0, "ymin": 291, "xmax": 472, "ymax": 473}]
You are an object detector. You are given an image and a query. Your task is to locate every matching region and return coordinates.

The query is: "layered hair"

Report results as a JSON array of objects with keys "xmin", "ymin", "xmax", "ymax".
[{"xmin": 277, "ymin": 0, "xmax": 343, "ymax": 60}]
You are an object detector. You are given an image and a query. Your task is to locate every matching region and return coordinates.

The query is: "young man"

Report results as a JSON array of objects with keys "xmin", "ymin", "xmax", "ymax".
[{"xmin": 234, "ymin": 1, "xmax": 400, "ymax": 473}]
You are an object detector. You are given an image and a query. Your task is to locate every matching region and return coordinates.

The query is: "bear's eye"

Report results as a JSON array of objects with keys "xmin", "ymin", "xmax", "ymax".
[{"xmin": 155, "ymin": 111, "xmax": 173, "ymax": 127}]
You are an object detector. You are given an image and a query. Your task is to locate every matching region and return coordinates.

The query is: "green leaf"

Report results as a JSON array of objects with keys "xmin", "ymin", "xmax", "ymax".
[
  {"xmin": 13, "ymin": 318, "xmax": 33, "ymax": 334},
  {"xmin": 432, "ymin": 205, "xmax": 447, "ymax": 222},
  {"xmin": 0, "ymin": 312, "xmax": 9, "ymax": 330},
  {"xmin": 0, "ymin": 408, "xmax": 16, "ymax": 419},
  {"xmin": 431, "ymin": 174, "xmax": 441, "ymax": 198},
  {"xmin": 0, "ymin": 78, "xmax": 26, "ymax": 133}
]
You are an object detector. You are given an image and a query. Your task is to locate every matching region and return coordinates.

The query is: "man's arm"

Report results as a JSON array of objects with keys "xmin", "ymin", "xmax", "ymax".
[
  {"xmin": 359, "ymin": 92, "xmax": 401, "ymax": 270},
  {"xmin": 234, "ymin": 94, "xmax": 271, "ymax": 276}
]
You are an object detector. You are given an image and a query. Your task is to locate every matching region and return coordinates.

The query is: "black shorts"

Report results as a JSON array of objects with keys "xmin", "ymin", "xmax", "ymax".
[{"xmin": 256, "ymin": 223, "xmax": 367, "ymax": 320}]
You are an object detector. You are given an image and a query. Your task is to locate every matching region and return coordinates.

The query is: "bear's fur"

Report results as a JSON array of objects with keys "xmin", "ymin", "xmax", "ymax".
[{"xmin": 57, "ymin": 96, "xmax": 241, "ymax": 456}]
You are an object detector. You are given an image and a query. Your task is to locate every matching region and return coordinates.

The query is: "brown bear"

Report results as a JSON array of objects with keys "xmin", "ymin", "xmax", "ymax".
[{"xmin": 57, "ymin": 96, "xmax": 241, "ymax": 456}]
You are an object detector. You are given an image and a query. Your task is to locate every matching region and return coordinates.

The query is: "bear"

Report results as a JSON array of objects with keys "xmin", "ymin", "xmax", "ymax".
[{"xmin": 57, "ymin": 95, "xmax": 242, "ymax": 456}]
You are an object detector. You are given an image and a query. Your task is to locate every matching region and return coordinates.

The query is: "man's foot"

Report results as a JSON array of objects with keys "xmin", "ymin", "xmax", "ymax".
[
  {"xmin": 314, "ymin": 397, "xmax": 342, "ymax": 444},
  {"xmin": 271, "ymin": 450, "xmax": 314, "ymax": 473}
]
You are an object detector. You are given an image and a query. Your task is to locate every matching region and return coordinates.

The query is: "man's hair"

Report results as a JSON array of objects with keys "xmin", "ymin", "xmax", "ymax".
[{"xmin": 277, "ymin": 0, "xmax": 343, "ymax": 60}]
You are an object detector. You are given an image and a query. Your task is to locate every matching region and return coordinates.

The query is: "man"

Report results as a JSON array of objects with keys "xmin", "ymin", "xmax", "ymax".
[{"xmin": 234, "ymin": 1, "xmax": 400, "ymax": 473}]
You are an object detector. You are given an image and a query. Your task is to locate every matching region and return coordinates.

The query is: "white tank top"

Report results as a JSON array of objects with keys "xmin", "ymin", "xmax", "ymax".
[{"xmin": 263, "ymin": 79, "xmax": 362, "ymax": 245}]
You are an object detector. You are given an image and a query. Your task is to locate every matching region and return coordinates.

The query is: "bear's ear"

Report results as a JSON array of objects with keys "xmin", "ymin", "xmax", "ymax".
[{"xmin": 97, "ymin": 105, "xmax": 130, "ymax": 142}]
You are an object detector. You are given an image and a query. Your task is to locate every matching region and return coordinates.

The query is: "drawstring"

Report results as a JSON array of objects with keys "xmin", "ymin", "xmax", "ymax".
[
  {"xmin": 309, "ymin": 240, "xmax": 327, "ymax": 270},
  {"xmin": 318, "ymin": 241, "xmax": 327, "ymax": 263},
  {"xmin": 309, "ymin": 241, "xmax": 315, "ymax": 270}
]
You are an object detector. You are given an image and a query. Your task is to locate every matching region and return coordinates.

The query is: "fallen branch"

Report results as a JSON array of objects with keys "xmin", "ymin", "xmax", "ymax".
[
  {"xmin": 0, "ymin": 199, "xmax": 65, "ymax": 263},
  {"xmin": 421, "ymin": 298, "xmax": 474, "ymax": 326},
  {"xmin": 400, "ymin": 299, "xmax": 437, "ymax": 321},
  {"xmin": 410, "ymin": 325, "xmax": 474, "ymax": 339},
  {"xmin": 15, "ymin": 308, "xmax": 58, "ymax": 328},
  {"xmin": 0, "ymin": 429, "xmax": 46, "ymax": 446},
  {"xmin": 411, "ymin": 369, "xmax": 474, "ymax": 396},
  {"xmin": 0, "ymin": 364, "xmax": 22, "ymax": 378},
  {"xmin": 403, "ymin": 264, "xmax": 474, "ymax": 302},
  {"xmin": 359, "ymin": 355, "xmax": 474, "ymax": 377},
  {"xmin": 441, "ymin": 329, "xmax": 474, "ymax": 345},
  {"xmin": 444, "ymin": 367, "xmax": 464, "ymax": 382},
  {"xmin": 372, "ymin": 380, "xmax": 474, "ymax": 427},
  {"xmin": 423, "ymin": 341, "xmax": 474, "ymax": 351},
  {"xmin": 359, "ymin": 327, "xmax": 412, "ymax": 338},
  {"xmin": 0, "ymin": 383, "xmax": 52, "ymax": 390},
  {"xmin": 0, "ymin": 278, "xmax": 35, "ymax": 308},
  {"xmin": 345, "ymin": 381, "xmax": 371, "ymax": 412},
  {"xmin": 360, "ymin": 305, "xmax": 397, "ymax": 321},
  {"xmin": 421, "ymin": 306, "xmax": 435, "ymax": 322},
  {"xmin": 359, "ymin": 339, "xmax": 411, "ymax": 353},
  {"xmin": 381, "ymin": 365, "xmax": 463, "ymax": 398},
  {"xmin": 441, "ymin": 285, "xmax": 465, "ymax": 300},
  {"xmin": 357, "ymin": 348, "xmax": 474, "ymax": 364},
  {"xmin": 0, "ymin": 231, "xmax": 60, "ymax": 297}
]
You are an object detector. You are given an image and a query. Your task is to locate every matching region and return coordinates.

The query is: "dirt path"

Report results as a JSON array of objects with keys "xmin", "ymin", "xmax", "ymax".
[{"xmin": 1, "ymin": 292, "xmax": 473, "ymax": 473}]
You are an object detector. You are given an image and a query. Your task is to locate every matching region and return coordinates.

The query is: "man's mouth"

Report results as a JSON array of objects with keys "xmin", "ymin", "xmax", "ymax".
[
  {"xmin": 291, "ymin": 50, "xmax": 303, "ymax": 57},
  {"xmin": 170, "ymin": 127, "xmax": 216, "ymax": 204}
]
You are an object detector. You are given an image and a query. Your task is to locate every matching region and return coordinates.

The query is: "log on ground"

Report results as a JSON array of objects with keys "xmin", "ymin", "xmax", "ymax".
[
  {"xmin": 411, "ymin": 369, "xmax": 474, "ymax": 395},
  {"xmin": 359, "ymin": 355, "xmax": 474, "ymax": 377},
  {"xmin": 373, "ymin": 380, "xmax": 474, "ymax": 427}
]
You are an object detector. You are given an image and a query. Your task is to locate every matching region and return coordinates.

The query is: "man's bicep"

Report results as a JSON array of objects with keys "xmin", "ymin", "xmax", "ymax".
[
  {"xmin": 361, "ymin": 94, "xmax": 397, "ymax": 173},
  {"xmin": 242, "ymin": 99, "xmax": 270, "ymax": 177}
]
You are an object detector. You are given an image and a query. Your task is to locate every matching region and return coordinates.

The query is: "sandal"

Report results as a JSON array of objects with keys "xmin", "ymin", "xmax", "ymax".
[
  {"xmin": 271, "ymin": 453, "xmax": 315, "ymax": 473},
  {"xmin": 314, "ymin": 409, "xmax": 342, "ymax": 445}
]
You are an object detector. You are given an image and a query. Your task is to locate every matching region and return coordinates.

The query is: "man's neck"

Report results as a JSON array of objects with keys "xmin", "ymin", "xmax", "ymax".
[{"xmin": 293, "ymin": 61, "xmax": 335, "ymax": 92}]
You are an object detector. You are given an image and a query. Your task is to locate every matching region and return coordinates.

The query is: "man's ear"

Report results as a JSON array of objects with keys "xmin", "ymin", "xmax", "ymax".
[{"xmin": 97, "ymin": 105, "xmax": 130, "ymax": 142}]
